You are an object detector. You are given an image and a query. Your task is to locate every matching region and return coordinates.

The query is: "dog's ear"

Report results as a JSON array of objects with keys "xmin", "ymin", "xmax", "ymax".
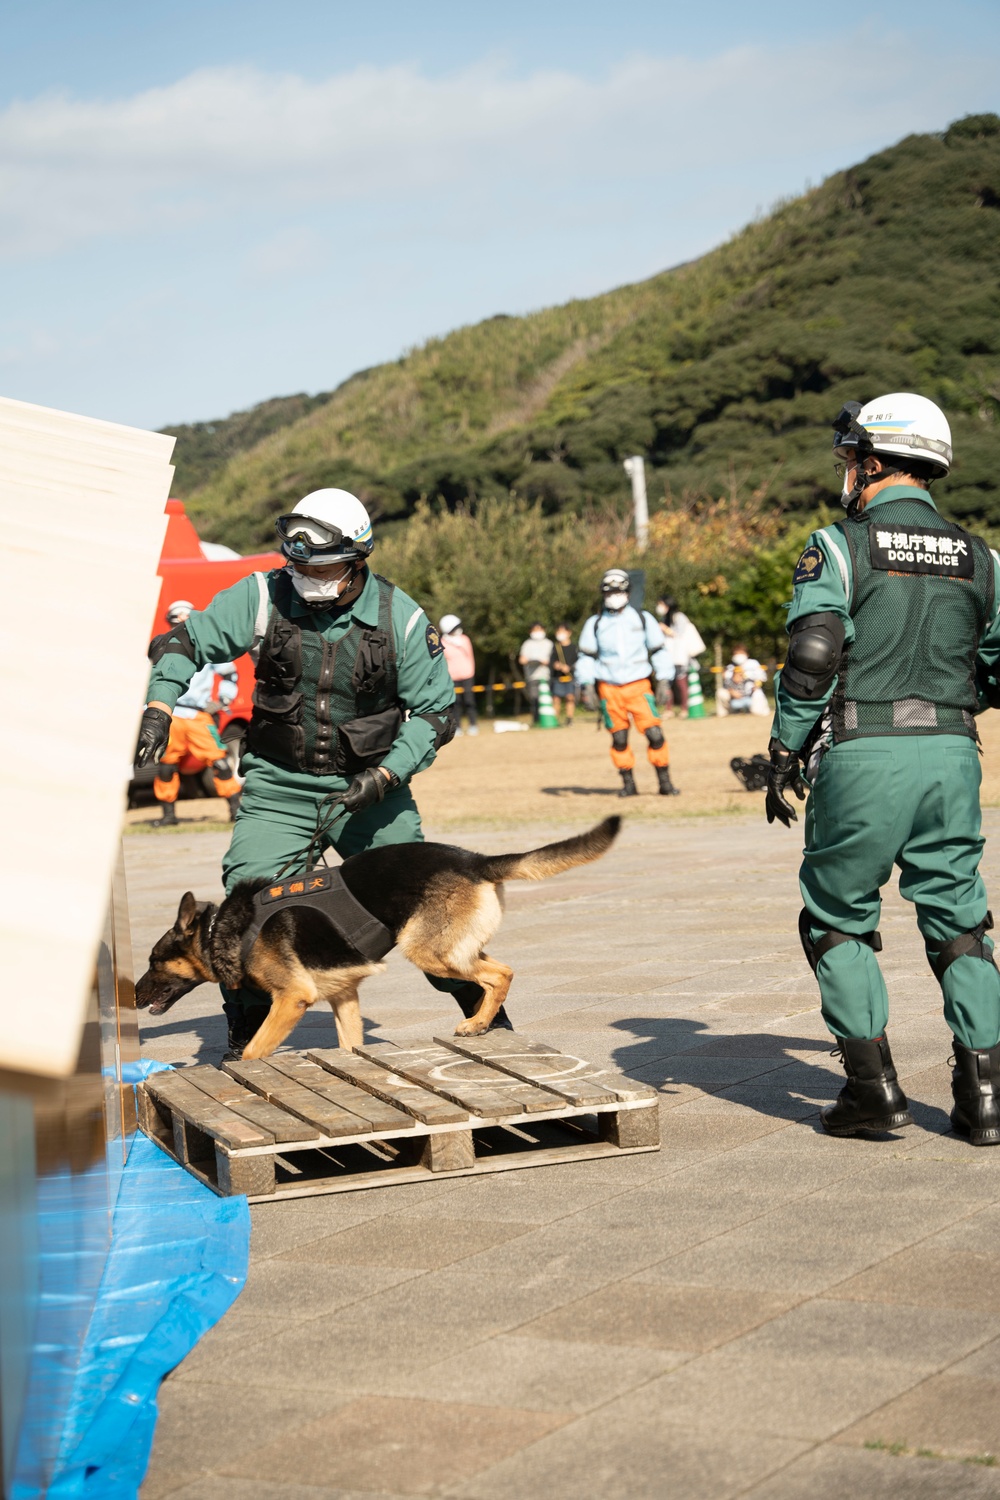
[{"xmin": 176, "ymin": 892, "xmax": 199, "ymax": 933}]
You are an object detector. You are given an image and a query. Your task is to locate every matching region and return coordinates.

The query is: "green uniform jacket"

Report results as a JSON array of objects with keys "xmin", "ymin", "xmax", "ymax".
[
  {"xmin": 772, "ymin": 485, "xmax": 1000, "ymax": 753},
  {"xmin": 146, "ymin": 567, "xmax": 454, "ymax": 785}
]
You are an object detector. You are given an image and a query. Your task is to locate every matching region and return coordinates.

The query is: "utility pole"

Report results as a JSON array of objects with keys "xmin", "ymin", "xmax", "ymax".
[{"xmin": 623, "ymin": 456, "xmax": 649, "ymax": 553}]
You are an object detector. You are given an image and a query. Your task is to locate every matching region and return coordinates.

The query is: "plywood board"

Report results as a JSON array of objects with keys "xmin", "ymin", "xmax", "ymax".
[{"xmin": 0, "ymin": 395, "xmax": 174, "ymax": 1077}]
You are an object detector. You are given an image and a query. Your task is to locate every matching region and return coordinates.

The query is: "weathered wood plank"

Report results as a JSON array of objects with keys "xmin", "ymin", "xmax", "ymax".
[
  {"xmin": 359, "ymin": 1041, "xmax": 562, "ymax": 1118},
  {"xmin": 216, "ymin": 1145, "xmax": 276, "ymax": 1196},
  {"xmin": 184, "ymin": 1064, "xmax": 321, "ymax": 1143},
  {"xmin": 435, "ymin": 1034, "xmax": 657, "ymax": 1106},
  {"xmin": 224, "ymin": 1059, "xmax": 377, "ymax": 1137},
  {"xmin": 266, "ymin": 1053, "xmax": 415, "ymax": 1133},
  {"xmin": 143, "ymin": 1072, "xmax": 274, "ymax": 1149},
  {"xmin": 598, "ymin": 1104, "xmax": 661, "ymax": 1149},
  {"xmin": 307, "ymin": 1048, "xmax": 468, "ymax": 1125}
]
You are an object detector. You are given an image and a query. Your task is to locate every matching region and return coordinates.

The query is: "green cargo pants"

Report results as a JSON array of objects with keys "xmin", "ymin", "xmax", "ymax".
[
  {"xmin": 220, "ymin": 751, "xmax": 477, "ymax": 1019},
  {"xmin": 800, "ymin": 734, "xmax": 1000, "ymax": 1050}
]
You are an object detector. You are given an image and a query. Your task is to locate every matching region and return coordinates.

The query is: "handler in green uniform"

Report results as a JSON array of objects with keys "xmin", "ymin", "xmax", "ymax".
[
  {"xmin": 135, "ymin": 488, "xmax": 507, "ymax": 1057},
  {"xmin": 766, "ymin": 393, "xmax": 1000, "ymax": 1146}
]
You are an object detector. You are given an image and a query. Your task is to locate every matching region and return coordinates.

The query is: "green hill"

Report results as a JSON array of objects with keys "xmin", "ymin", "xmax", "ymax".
[{"xmin": 178, "ymin": 113, "xmax": 1000, "ymax": 554}]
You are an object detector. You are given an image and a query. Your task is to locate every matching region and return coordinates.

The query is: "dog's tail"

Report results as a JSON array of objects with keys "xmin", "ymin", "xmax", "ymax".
[{"xmin": 477, "ymin": 816, "xmax": 621, "ymax": 883}]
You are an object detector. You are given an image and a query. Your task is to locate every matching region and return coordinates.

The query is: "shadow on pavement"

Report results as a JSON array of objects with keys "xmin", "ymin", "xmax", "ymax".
[
  {"xmin": 608, "ymin": 1014, "xmax": 841, "ymax": 1128},
  {"xmin": 541, "ymin": 785, "xmax": 621, "ymax": 797}
]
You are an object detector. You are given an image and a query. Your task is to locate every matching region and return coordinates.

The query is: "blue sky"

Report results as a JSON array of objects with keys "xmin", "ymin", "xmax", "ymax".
[{"xmin": 2, "ymin": 1, "xmax": 998, "ymax": 431}]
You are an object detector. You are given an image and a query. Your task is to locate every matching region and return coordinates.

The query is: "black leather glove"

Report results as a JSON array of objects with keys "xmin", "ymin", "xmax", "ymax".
[
  {"xmin": 134, "ymin": 706, "xmax": 172, "ymax": 770},
  {"xmin": 765, "ymin": 738, "xmax": 806, "ymax": 827},
  {"xmin": 341, "ymin": 767, "xmax": 394, "ymax": 814}
]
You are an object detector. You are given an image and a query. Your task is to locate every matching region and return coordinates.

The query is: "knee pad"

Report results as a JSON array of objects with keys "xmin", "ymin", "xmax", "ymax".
[
  {"xmin": 926, "ymin": 913, "xmax": 997, "ymax": 983},
  {"xmin": 645, "ymin": 726, "xmax": 665, "ymax": 750},
  {"xmin": 611, "ymin": 730, "xmax": 629, "ymax": 752},
  {"xmin": 154, "ymin": 763, "xmax": 178, "ymax": 784},
  {"xmin": 798, "ymin": 909, "xmax": 882, "ymax": 974}
]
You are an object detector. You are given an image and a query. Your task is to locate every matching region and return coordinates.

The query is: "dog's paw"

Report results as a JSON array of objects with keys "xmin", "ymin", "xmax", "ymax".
[{"xmin": 454, "ymin": 1017, "xmax": 489, "ymax": 1037}]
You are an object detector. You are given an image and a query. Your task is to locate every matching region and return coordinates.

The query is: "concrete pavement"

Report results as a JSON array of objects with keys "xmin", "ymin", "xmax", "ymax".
[{"xmin": 130, "ymin": 810, "xmax": 1000, "ymax": 1499}]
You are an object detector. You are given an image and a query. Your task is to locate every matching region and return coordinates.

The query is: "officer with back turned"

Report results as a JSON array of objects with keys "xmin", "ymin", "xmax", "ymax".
[
  {"xmin": 134, "ymin": 489, "xmax": 511, "ymax": 1059},
  {"xmin": 766, "ymin": 393, "xmax": 1000, "ymax": 1146}
]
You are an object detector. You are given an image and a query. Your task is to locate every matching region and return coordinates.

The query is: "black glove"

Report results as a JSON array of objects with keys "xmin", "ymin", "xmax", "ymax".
[
  {"xmin": 765, "ymin": 738, "xmax": 806, "ymax": 827},
  {"xmin": 134, "ymin": 706, "xmax": 172, "ymax": 770},
  {"xmin": 341, "ymin": 767, "xmax": 394, "ymax": 814}
]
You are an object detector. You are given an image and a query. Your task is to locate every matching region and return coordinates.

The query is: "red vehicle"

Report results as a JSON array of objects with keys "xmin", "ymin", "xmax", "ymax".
[{"xmin": 130, "ymin": 499, "xmax": 283, "ymax": 806}]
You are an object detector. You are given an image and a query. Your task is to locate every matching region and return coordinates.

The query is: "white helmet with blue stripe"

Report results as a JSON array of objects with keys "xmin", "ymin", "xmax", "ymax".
[
  {"xmin": 276, "ymin": 489, "xmax": 374, "ymax": 565},
  {"xmin": 834, "ymin": 393, "xmax": 952, "ymax": 475}
]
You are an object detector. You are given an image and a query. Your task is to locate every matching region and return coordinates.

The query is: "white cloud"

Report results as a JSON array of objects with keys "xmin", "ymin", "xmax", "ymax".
[{"xmin": 0, "ymin": 36, "xmax": 995, "ymax": 261}]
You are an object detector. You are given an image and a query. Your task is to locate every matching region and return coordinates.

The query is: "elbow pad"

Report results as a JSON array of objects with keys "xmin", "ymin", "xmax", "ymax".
[
  {"xmin": 148, "ymin": 622, "xmax": 196, "ymax": 665},
  {"xmin": 414, "ymin": 710, "xmax": 457, "ymax": 750},
  {"xmin": 782, "ymin": 612, "xmax": 845, "ymax": 701}
]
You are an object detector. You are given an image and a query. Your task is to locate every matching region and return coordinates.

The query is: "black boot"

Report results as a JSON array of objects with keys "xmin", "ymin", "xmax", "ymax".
[
  {"xmin": 227, "ymin": 793, "xmax": 241, "ymax": 822},
  {"xmin": 950, "ymin": 1039, "xmax": 1000, "ymax": 1146},
  {"xmin": 425, "ymin": 975, "xmax": 513, "ymax": 1031},
  {"xmin": 153, "ymin": 801, "xmax": 178, "ymax": 827},
  {"xmin": 618, "ymin": 770, "xmax": 638, "ymax": 798},
  {"xmin": 221, "ymin": 1001, "xmax": 271, "ymax": 1063},
  {"xmin": 656, "ymin": 766, "xmax": 680, "ymax": 796},
  {"xmin": 821, "ymin": 1034, "xmax": 913, "ymax": 1136}
]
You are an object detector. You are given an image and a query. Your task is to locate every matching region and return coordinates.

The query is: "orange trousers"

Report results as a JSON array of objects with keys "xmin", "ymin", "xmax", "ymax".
[
  {"xmin": 153, "ymin": 712, "xmax": 242, "ymax": 803},
  {"xmin": 598, "ymin": 679, "xmax": 670, "ymax": 770}
]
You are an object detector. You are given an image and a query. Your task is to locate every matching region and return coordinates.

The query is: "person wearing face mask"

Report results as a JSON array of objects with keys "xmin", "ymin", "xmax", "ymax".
[
  {"xmin": 133, "ymin": 489, "xmax": 500, "ymax": 1058},
  {"xmin": 576, "ymin": 569, "xmax": 678, "ymax": 796},
  {"xmin": 767, "ymin": 394, "xmax": 1000, "ymax": 1147},
  {"xmin": 655, "ymin": 598, "xmax": 705, "ymax": 716},
  {"xmin": 518, "ymin": 623, "xmax": 554, "ymax": 723},
  {"xmin": 716, "ymin": 644, "xmax": 769, "ymax": 717}
]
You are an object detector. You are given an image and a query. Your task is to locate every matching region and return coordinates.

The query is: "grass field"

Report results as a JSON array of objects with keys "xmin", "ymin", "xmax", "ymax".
[{"xmin": 125, "ymin": 709, "xmax": 1000, "ymax": 836}]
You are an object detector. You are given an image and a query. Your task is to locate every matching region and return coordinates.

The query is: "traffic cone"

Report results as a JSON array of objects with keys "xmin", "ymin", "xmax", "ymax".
[
  {"xmin": 687, "ymin": 663, "xmax": 706, "ymax": 719},
  {"xmin": 535, "ymin": 677, "xmax": 560, "ymax": 728}
]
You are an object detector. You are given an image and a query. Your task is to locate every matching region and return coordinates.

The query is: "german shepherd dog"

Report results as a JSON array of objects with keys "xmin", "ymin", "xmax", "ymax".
[{"xmin": 135, "ymin": 817, "xmax": 620, "ymax": 1059}]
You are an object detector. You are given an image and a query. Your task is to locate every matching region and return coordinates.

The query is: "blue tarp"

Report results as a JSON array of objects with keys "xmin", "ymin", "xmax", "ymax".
[{"xmin": 12, "ymin": 1064, "xmax": 250, "ymax": 1500}]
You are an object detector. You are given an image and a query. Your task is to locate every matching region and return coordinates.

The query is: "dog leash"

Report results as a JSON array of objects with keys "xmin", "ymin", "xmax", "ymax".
[{"xmin": 272, "ymin": 791, "xmax": 350, "ymax": 880}]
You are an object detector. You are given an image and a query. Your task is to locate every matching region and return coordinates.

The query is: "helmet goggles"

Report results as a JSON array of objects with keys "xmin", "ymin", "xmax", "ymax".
[
  {"xmin": 275, "ymin": 513, "xmax": 370, "ymax": 566},
  {"xmin": 831, "ymin": 402, "xmax": 873, "ymax": 464}
]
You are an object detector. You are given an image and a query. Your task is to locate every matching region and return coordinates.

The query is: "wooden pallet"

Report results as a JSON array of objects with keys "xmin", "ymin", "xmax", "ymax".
[{"xmin": 137, "ymin": 1034, "xmax": 660, "ymax": 1201}]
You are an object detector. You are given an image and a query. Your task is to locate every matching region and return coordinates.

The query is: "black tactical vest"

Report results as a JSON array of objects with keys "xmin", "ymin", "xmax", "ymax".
[
  {"xmin": 246, "ymin": 570, "xmax": 402, "ymax": 775},
  {"xmin": 832, "ymin": 498, "xmax": 995, "ymax": 743}
]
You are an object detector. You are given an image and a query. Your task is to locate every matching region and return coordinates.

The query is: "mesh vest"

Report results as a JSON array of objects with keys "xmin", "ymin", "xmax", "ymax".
[
  {"xmin": 831, "ymin": 498, "xmax": 994, "ymax": 743},
  {"xmin": 246, "ymin": 571, "xmax": 399, "ymax": 775}
]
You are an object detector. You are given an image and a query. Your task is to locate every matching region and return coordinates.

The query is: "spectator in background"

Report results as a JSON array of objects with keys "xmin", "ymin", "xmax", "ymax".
[
  {"xmin": 551, "ymin": 624, "xmax": 578, "ymax": 725},
  {"xmin": 518, "ymin": 623, "xmax": 553, "ymax": 723},
  {"xmin": 150, "ymin": 601, "xmax": 242, "ymax": 827},
  {"xmin": 439, "ymin": 613, "xmax": 478, "ymax": 736},
  {"xmin": 655, "ymin": 598, "xmax": 706, "ymax": 716},
  {"xmin": 717, "ymin": 643, "xmax": 769, "ymax": 717}
]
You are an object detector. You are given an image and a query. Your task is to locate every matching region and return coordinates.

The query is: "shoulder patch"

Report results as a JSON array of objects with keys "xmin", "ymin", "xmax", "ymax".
[
  {"xmin": 793, "ymin": 545, "xmax": 824, "ymax": 586},
  {"xmin": 425, "ymin": 622, "xmax": 444, "ymax": 658}
]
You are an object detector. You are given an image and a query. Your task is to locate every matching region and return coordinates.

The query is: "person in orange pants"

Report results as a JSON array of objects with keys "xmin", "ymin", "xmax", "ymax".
[
  {"xmin": 577, "ymin": 569, "xmax": 680, "ymax": 796},
  {"xmin": 151, "ymin": 601, "xmax": 243, "ymax": 825},
  {"xmin": 153, "ymin": 709, "xmax": 243, "ymax": 825}
]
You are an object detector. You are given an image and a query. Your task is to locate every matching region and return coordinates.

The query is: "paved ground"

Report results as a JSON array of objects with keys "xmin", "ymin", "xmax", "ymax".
[{"xmin": 131, "ymin": 809, "xmax": 1000, "ymax": 1500}]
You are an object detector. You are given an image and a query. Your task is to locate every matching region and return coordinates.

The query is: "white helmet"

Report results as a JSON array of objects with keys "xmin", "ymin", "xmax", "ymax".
[
  {"xmin": 439, "ymin": 614, "xmax": 461, "ymax": 634},
  {"xmin": 833, "ymin": 393, "xmax": 952, "ymax": 508},
  {"xmin": 166, "ymin": 599, "xmax": 193, "ymax": 625},
  {"xmin": 275, "ymin": 489, "xmax": 374, "ymax": 565}
]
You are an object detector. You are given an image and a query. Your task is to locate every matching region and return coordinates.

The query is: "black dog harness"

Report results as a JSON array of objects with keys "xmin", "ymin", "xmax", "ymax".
[{"xmin": 239, "ymin": 866, "xmax": 395, "ymax": 969}]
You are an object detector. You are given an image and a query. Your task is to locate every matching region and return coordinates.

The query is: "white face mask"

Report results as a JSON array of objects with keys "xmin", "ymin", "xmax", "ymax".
[
  {"xmin": 604, "ymin": 592, "xmax": 629, "ymax": 612},
  {"xmin": 290, "ymin": 566, "xmax": 349, "ymax": 603},
  {"xmin": 655, "ymin": 603, "xmax": 668, "ymax": 618},
  {"xmin": 733, "ymin": 652, "xmax": 748, "ymax": 666},
  {"xmin": 530, "ymin": 630, "xmax": 545, "ymax": 641}
]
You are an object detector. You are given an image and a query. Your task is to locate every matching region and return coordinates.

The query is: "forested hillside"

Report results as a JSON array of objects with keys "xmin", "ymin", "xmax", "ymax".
[{"xmin": 176, "ymin": 114, "xmax": 1000, "ymax": 557}]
